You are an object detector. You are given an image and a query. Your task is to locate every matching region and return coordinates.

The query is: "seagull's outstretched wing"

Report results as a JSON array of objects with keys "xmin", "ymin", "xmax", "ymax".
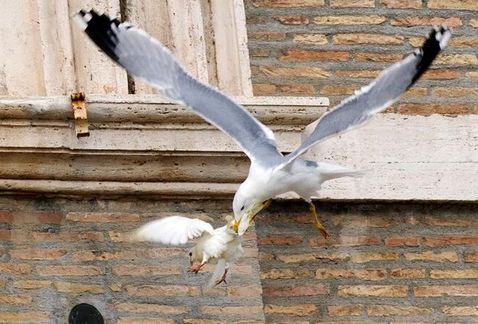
[
  {"xmin": 134, "ymin": 216, "xmax": 215, "ymax": 245},
  {"xmin": 75, "ymin": 10, "xmax": 282, "ymax": 166},
  {"xmin": 277, "ymin": 26, "xmax": 451, "ymax": 170}
]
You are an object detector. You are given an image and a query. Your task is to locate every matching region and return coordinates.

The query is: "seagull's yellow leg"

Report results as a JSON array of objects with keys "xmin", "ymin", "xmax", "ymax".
[{"xmin": 309, "ymin": 202, "xmax": 329, "ymax": 239}]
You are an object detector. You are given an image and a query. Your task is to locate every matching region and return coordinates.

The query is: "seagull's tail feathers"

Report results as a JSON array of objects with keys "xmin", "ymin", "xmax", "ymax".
[{"xmin": 207, "ymin": 259, "xmax": 227, "ymax": 288}]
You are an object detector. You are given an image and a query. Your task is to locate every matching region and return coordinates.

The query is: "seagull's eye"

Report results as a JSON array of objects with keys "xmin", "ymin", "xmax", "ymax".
[
  {"xmin": 189, "ymin": 252, "xmax": 192, "ymax": 256},
  {"xmin": 240, "ymin": 206, "xmax": 245, "ymax": 211}
]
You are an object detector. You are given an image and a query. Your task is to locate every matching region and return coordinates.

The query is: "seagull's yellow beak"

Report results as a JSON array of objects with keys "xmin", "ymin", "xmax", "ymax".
[
  {"xmin": 233, "ymin": 219, "xmax": 240, "ymax": 232},
  {"xmin": 236, "ymin": 199, "xmax": 272, "ymax": 235}
]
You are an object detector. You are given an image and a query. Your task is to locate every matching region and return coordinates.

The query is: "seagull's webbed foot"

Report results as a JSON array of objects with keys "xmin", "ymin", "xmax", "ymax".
[
  {"xmin": 214, "ymin": 268, "xmax": 229, "ymax": 286},
  {"xmin": 309, "ymin": 202, "xmax": 329, "ymax": 239},
  {"xmin": 188, "ymin": 262, "xmax": 205, "ymax": 273}
]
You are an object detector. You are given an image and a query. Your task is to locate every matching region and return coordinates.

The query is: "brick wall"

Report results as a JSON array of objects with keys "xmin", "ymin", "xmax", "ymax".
[
  {"xmin": 245, "ymin": 0, "xmax": 478, "ymax": 115},
  {"xmin": 2, "ymin": 196, "xmax": 478, "ymax": 322},
  {"xmin": 0, "ymin": 197, "xmax": 264, "ymax": 323},
  {"xmin": 256, "ymin": 201, "xmax": 478, "ymax": 322}
]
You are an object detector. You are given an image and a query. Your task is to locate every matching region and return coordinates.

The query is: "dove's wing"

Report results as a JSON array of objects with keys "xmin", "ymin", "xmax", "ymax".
[{"xmin": 134, "ymin": 216, "xmax": 214, "ymax": 246}]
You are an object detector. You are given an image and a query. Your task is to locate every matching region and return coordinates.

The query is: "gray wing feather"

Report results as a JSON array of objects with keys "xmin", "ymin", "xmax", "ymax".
[
  {"xmin": 276, "ymin": 26, "xmax": 451, "ymax": 170},
  {"xmin": 76, "ymin": 10, "xmax": 282, "ymax": 165}
]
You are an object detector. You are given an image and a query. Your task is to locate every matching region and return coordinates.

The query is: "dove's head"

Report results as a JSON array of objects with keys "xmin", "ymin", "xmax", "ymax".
[{"xmin": 233, "ymin": 187, "xmax": 271, "ymax": 235}]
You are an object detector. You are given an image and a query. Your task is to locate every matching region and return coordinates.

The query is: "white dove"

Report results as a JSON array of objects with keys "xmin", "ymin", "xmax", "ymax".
[{"xmin": 134, "ymin": 215, "xmax": 242, "ymax": 286}]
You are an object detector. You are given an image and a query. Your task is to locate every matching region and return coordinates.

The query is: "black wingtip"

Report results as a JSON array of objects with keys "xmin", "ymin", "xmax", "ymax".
[
  {"xmin": 411, "ymin": 26, "xmax": 451, "ymax": 85},
  {"xmin": 75, "ymin": 9, "xmax": 121, "ymax": 62}
]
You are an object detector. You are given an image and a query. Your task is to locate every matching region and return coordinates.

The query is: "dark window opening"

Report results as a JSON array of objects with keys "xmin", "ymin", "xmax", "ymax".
[{"xmin": 69, "ymin": 303, "xmax": 104, "ymax": 324}]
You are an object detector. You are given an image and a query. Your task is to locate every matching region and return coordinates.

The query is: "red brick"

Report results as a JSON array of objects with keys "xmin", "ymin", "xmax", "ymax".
[
  {"xmin": 353, "ymin": 52, "xmax": 403, "ymax": 63},
  {"xmin": 391, "ymin": 16, "xmax": 462, "ymax": 27},
  {"xmin": 71, "ymin": 248, "xmax": 183, "ymax": 262},
  {"xmin": 275, "ymin": 15, "xmax": 309, "ymax": 25},
  {"xmin": 398, "ymin": 103, "xmax": 469, "ymax": 115},
  {"xmin": 257, "ymin": 66, "xmax": 330, "ymax": 78},
  {"xmin": 66, "ymin": 212, "xmax": 139, "ymax": 222},
  {"xmin": 390, "ymin": 268, "xmax": 426, "ymax": 279},
  {"xmin": 330, "ymin": 0, "xmax": 374, "ymax": 7},
  {"xmin": 248, "ymin": 32, "xmax": 286, "ymax": 41},
  {"xmin": 125, "ymin": 284, "xmax": 199, "ymax": 297},
  {"xmin": 380, "ymin": 0, "xmax": 421, "ymax": 8},
  {"xmin": 310, "ymin": 235, "xmax": 380, "ymax": 247},
  {"xmin": 331, "ymin": 215, "xmax": 392, "ymax": 228},
  {"xmin": 405, "ymin": 251, "xmax": 458, "ymax": 262},
  {"xmin": 442, "ymin": 306, "xmax": 478, "ymax": 316},
  {"xmin": 253, "ymin": 83, "xmax": 316, "ymax": 96},
  {"xmin": 183, "ymin": 320, "xmax": 226, "ymax": 324},
  {"xmin": 37, "ymin": 265, "xmax": 104, "ymax": 276},
  {"xmin": 280, "ymin": 49, "xmax": 349, "ymax": 61},
  {"xmin": 314, "ymin": 15, "xmax": 385, "ymax": 25},
  {"xmin": 368, "ymin": 305, "xmax": 432, "ymax": 316},
  {"xmin": 431, "ymin": 269, "xmax": 478, "ymax": 279},
  {"xmin": 258, "ymin": 235, "xmax": 303, "ymax": 245},
  {"xmin": 293, "ymin": 34, "xmax": 328, "ymax": 44},
  {"xmin": 0, "ymin": 312, "xmax": 49, "ymax": 322},
  {"xmin": 350, "ymin": 252, "xmax": 400, "ymax": 263},
  {"xmin": 432, "ymin": 87, "xmax": 478, "ymax": 97},
  {"xmin": 249, "ymin": 48, "xmax": 269, "ymax": 57},
  {"xmin": 321, "ymin": 85, "xmax": 357, "ymax": 96},
  {"xmin": 423, "ymin": 216, "xmax": 472, "ymax": 227},
  {"xmin": 227, "ymin": 285, "xmax": 263, "ymax": 297},
  {"xmin": 338, "ymin": 285, "xmax": 408, "ymax": 297},
  {"xmin": 13, "ymin": 280, "xmax": 50, "ymax": 289},
  {"xmin": 414, "ymin": 285, "xmax": 478, "ymax": 297},
  {"xmin": 53, "ymin": 282, "xmax": 104, "ymax": 293},
  {"xmin": 0, "ymin": 294, "xmax": 32, "ymax": 305},
  {"xmin": 115, "ymin": 302, "xmax": 187, "ymax": 314},
  {"xmin": 264, "ymin": 304, "xmax": 316, "ymax": 316},
  {"xmin": 333, "ymin": 33, "xmax": 404, "ymax": 45},
  {"xmin": 200, "ymin": 306, "xmax": 263, "ymax": 315},
  {"xmin": 424, "ymin": 236, "xmax": 478, "ymax": 247},
  {"xmin": 436, "ymin": 54, "xmax": 478, "ymax": 65},
  {"xmin": 335, "ymin": 70, "xmax": 380, "ymax": 78},
  {"xmin": 0, "ymin": 212, "xmax": 12, "ymax": 223},
  {"xmin": 471, "ymin": 19, "xmax": 478, "ymax": 27},
  {"xmin": 261, "ymin": 268, "xmax": 314, "ymax": 279},
  {"xmin": 252, "ymin": 0, "xmax": 325, "ymax": 7},
  {"xmin": 385, "ymin": 236, "xmax": 419, "ymax": 247},
  {"xmin": 328, "ymin": 305, "xmax": 362, "ymax": 316},
  {"xmin": 112, "ymin": 265, "xmax": 181, "ymax": 276},
  {"xmin": 10, "ymin": 248, "xmax": 67, "ymax": 260},
  {"xmin": 316, "ymin": 268, "xmax": 386, "ymax": 280},
  {"xmin": 32, "ymin": 231, "xmax": 104, "ymax": 242},
  {"xmin": 465, "ymin": 252, "xmax": 478, "ymax": 262},
  {"xmin": 117, "ymin": 318, "xmax": 173, "ymax": 324},
  {"xmin": 422, "ymin": 69, "xmax": 461, "ymax": 80},
  {"xmin": 428, "ymin": 0, "xmax": 478, "ymax": 10},
  {"xmin": 451, "ymin": 37, "xmax": 478, "ymax": 47},
  {"xmin": 263, "ymin": 284, "xmax": 329, "ymax": 296},
  {"xmin": 0, "ymin": 263, "xmax": 32, "ymax": 274}
]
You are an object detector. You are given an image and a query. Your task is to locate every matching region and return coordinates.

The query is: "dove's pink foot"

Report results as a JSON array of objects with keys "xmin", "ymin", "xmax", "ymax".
[
  {"xmin": 188, "ymin": 263, "xmax": 205, "ymax": 273},
  {"xmin": 214, "ymin": 268, "xmax": 229, "ymax": 286}
]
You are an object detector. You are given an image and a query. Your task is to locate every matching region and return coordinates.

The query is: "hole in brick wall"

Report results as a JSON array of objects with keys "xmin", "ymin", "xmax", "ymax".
[{"xmin": 68, "ymin": 303, "xmax": 104, "ymax": 324}]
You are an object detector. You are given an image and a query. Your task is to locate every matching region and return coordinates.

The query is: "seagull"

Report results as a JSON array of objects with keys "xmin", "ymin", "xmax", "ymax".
[
  {"xmin": 75, "ymin": 10, "xmax": 451, "ymax": 237},
  {"xmin": 134, "ymin": 215, "xmax": 242, "ymax": 287}
]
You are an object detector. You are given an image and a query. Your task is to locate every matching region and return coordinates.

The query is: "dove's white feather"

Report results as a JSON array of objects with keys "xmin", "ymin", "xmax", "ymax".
[{"xmin": 134, "ymin": 216, "xmax": 214, "ymax": 245}]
